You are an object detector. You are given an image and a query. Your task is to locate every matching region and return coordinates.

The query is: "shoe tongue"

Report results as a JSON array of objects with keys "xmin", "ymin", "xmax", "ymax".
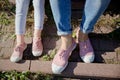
[
  {"xmin": 15, "ymin": 46, "xmax": 21, "ymax": 51},
  {"xmin": 58, "ymin": 49, "xmax": 65, "ymax": 54},
  {"xmin": 16, "ymin": 43, "xmax": 25, "ymax": 49}
]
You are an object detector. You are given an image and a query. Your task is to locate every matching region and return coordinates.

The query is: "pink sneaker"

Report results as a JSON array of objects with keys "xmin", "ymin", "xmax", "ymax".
[
  {"xmin": 10, "ymin": 43, "xmax": 27, "ymax": 62},
  {"xmin": 32, "ymin": 38, "xmax": 43, "ymax": 56},
  {"xmin": 79, "ymin": 39, "xmax": 95, "ymax": 63},
  {"xmin": 52, "ymin": 40, "xmax": 76, "ymax": 74}
]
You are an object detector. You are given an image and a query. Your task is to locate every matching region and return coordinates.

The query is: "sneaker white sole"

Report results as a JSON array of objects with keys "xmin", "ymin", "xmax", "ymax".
[
  {"xmin": 32, "ymin": 50, "xmax": 42, "ymax": 56},
  {"xmin": 10, "ymin": 56, "xmax": 22, "ymax": 63},
  {"xmin": 81, "ymin": 54, "xmax": 95, "ymax": 63}
]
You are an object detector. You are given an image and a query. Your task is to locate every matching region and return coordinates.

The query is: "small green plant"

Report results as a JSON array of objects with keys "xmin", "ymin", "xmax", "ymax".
[
  {"xmin": 49, "ymin": 49, "xmax": 57, "ymax": 59},
  {"xmin": 42, "ymin": 49, "xmax": 57, "ymax": 61},
  {"xmin": 9, "ymin": 34, "xmax": 16, "ymax": 40},
  {"xmin": 114, "ymin": 18, "xmax": 120, "ymax": 26},
  {"xmin": 42, "ymin": 54, "xmax": 51, "ymax": 61},
  {"xmin": 36, "ymin": 73, "xmax": 53, "ymax": 80},
  {"xmin": 0, "ymin": 12, "xmax": 11, "ymax": 26}
]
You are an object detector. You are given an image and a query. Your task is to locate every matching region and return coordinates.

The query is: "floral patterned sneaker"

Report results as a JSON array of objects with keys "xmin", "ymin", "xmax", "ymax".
[
  {"xmin": 10, "ymin": 43, "xmax": 27, "ymax": 63},
  {"xmin": 32, "ymin": 38, "xmax": 43, "ymax": 56},
  {"xmin": 52, "ymin": 40, "xmax": 76, "ymax": 74},
  {"xmin": 79, "ymin": 39, "xmax": 95, "ymax": 63}
]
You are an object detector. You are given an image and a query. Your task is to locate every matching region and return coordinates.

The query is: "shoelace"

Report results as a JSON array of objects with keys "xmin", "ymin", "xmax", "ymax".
[
  {"xmin": 15, "ymin": 47, "xmax": 20, "ymax": 52},
  {"xmin": 15, "ymin": 46, "xmax": 24, "ymax": 52},
  {"xmin": 83, "ymin": 41, "xmax": 87, "ymax": 50},
  {"xmin": 80, "ymin": 40, "xmax": 89, "ymax": 56},
  {"xmin": 33, "ymin": 40, "xmax": 41, "ymax": 49},
  {"xmin": 59, "ymin": 50, "xmax": 66, "ymax": 59}
]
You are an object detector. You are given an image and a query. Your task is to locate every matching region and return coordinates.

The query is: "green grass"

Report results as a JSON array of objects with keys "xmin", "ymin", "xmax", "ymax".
[
  {"xmin": 0, "ymin": 0, "xmax": 15, "ymax": 12},
  {"xmin": 0, "ymin": 71, "xmax": 53, "ymax": 80},
  {"xmin": 42, "ymin": 49, "xmax": 57, "ymax": 61},
  {"xmin": 0, "ymin": 71, "xmax": 65, "ymax": 80}
]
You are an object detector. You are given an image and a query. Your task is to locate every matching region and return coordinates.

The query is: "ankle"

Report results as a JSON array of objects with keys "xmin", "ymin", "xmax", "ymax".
[
  {"xmin": 34, "ymin": 29, "xmax": 42, "ymax": 38},
  {"xmin": 61, "ymin": 34, "xmax": 72, "ymax": 40},
  {"xmin": 78, "ymin": 31, "xmax": 88, "ymax": 42},
  {"xmin": 61, "ymin": 35, "xmax": 72, "ymax": 50},
  {"xmin": 16, "ymin": 35, "xmax": 25, "ymax": 45},
  {"xmin": 16, "ymin": 42, "xmax": 26, "ymax": 46},
  {"xmin": 33, "ymin": 37, "xmax": 41, "ymax": 41}
]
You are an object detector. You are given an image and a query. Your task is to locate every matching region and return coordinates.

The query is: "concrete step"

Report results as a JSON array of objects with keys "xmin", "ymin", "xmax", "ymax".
[{"xmin": 0, "ymin": 60, "xmax": 120, "ymax": 79}]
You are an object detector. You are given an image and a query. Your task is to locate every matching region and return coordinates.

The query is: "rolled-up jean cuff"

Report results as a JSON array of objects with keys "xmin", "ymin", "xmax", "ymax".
[
  {"xmin": 15, "ymin": 32, "xmax": 25, "ymax": 35},
  {"xmin": 80, "ymin": 28, "xmax": 93, "ymax": 34},
  {"xmin": 57, "ymin": 31, "xmax": 72, "ymax": 36},
  {"xmin": 34, "ymin": 26, "xmax": 43, "ymax": 30}
]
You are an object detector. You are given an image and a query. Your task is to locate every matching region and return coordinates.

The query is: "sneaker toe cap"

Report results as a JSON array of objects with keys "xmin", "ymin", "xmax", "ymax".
[
  {"xmin": 52, "ymin": 63, "xmax": 68, "ymax": 74},
  {"xmin": 10, "ymin": 56, "xmax": 22, "ymax": 63},
  {"xmin": 81, "ymin": 54, "xmax": 95, "ymax": 63}
]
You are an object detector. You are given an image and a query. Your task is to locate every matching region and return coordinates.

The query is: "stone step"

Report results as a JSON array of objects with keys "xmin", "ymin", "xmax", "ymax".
[{"xmin": 0, "ymin": 60, "xmax": 120, "ymax": 79}]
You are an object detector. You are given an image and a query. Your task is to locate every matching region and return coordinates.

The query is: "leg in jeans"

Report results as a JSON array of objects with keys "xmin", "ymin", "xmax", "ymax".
[
  {"xmin": 10, "ymin": 0, "xmax": 30, "ymax": 62},
  {"xmin": 32, "ymin": 0, "xmax": 45, "ymax": 56},
  {"xmin": 15, "ymin": 0, "xmax": 30, "ymax": 43},
  {"xmin": 50, "ymin": 0, "xmax": 76, "ymax": 74},
  {"xmin": 80, "ymin": 0, "xmax": 111, "ymax": 33},
  {"xmin": 78, "ymin": 0, "xmax": 111, "ymax": 63},
  {"xmin": 50, "ymin": 0, "xmax": 72, "ymax": 35}
]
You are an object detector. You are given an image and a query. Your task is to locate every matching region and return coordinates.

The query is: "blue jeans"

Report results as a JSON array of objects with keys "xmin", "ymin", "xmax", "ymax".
[
  {"xmin": 15, "ymin": 0, "xmax": 45, "ymax": 34},
  {"xmin": 50, "ymin": 0, "xmax": 111, "ymax": 35},
  {"xmin": 16, "ymin": 0, "xmax": 110, "ymax": 35},
  {"xmin": 50, "ymin": 0, "xmax": 72, "ymax": 35},
  {"xmin": 80, "ymin": 0, "xmax": 111, "ymax": 33},
  {"xmin": 15, "ymin": 0, "xmax": 71, "ymax": 35}
]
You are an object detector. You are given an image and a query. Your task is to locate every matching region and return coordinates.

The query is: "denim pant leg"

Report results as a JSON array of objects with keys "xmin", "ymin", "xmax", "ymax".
[
  {"xmin": 33, "ymin": 0, "xmax": 45, "ymax": 30},
  {"xmin": 80, "ymin": 0, "xmax": 111, "ymax": 34},
  {"xmin": 15, "ymin": 0, "xmax": 30, "ymax": 34},
  {"xmin": 49, "ymin": 0, "xmax": 72, "ymax": 36}
]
